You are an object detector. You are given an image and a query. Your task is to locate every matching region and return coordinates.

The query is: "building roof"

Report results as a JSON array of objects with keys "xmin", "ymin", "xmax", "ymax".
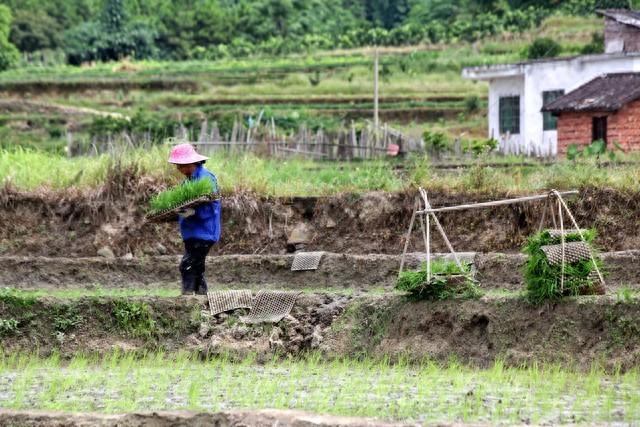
[
  {"xmin": 597, "ymin": 9, "xmax": 640, "ymax": 29},
  {"xmin": 462, "ymin": 52, "xmax": 640, "ymax": 80},
  {"xmin": 542, "ymin": 72, "xmax": 640, "ymax": 113}
]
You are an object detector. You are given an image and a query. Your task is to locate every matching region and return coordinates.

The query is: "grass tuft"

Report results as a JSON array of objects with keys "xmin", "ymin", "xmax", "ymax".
[
  {"xmin": 112, "ymin": 300, "xmax": 156, "ymax": 338},
  {"xmin": 0, "ymin": 288, "xmax": 38, "ymax": 308},
  {"xmin": 396, "ymin": 260, "xmax": 481, "ymax": 301},
  {"xmin": 523, "ymin": 229, "xmax": 602, "ymax": 304}
]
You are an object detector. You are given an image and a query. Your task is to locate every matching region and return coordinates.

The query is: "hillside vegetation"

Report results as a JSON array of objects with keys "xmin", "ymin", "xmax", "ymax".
[{"xmin": 0, "ymin": 13, "xmax": 602, "ymax": 154}]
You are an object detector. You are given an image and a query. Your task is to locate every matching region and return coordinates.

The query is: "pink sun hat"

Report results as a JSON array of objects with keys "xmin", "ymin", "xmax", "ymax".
[{"xmin": 168, "ymin": 143, "xmax": 209, "ymax": 164}]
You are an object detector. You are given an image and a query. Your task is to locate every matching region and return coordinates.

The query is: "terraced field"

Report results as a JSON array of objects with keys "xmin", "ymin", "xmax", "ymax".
[
  {"xmin": 1, "ymin": 248, "xmax": 640, "ymax": 425},
  {"xmin": 0, "ymin": 15, "xmax": 600, "ymax": 153},
  {"xmin": 3, "ymin": 12, "xmax": 640, "ymax": 426}
]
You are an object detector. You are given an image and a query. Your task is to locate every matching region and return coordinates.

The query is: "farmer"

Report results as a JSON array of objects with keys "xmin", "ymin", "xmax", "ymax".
[{"xmin": 168, "ymin": 143, "xmax": 221, "ymax": 295}]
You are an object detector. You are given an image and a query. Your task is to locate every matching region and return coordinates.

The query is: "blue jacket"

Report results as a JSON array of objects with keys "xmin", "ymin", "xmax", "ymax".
[{"xmin": 179, "ymin": 165, "xmax": 221, "ymax": 242}]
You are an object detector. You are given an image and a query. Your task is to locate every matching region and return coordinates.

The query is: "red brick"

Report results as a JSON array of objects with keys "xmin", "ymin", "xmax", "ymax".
[{"xmin": 556, "ymin": 99, "xmax": 640, "ymax": 155}]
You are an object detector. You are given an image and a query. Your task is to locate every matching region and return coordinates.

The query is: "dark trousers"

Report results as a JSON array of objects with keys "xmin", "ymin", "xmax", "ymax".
[{"xmin": 180, "ymin": 239, "xmax": 214, "ymax": 295}]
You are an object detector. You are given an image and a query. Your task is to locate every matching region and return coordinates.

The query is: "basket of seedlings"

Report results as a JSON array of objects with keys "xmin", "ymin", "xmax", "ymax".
[
  {"xmin": 395, "ymin": 259, "xmax": 481, "ymax": 301},
  {"xmin": 146, "ymin": 178, "xmax": 219, "ymax": 223},
  {"xmin": 523, "ymin": 228, "xmax": 605, "ymax": 304}
]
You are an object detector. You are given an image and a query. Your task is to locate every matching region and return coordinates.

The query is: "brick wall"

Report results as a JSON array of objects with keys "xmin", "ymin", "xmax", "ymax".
[
  {"xmin": 556, "ymin": 99, "xmax": 640, "ymax": 155},
  {"xmin": 557, "ymin": 113, "xmax": 594, "ymax": 155},
  {"xmin": 608, "ymin": 99, "xmax": 640, "ymax": 150}
]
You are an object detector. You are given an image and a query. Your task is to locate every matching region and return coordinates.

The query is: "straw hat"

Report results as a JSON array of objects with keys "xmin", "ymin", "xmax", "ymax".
[{"xmin": 168, "ymin": 143, "xmax": 209, "ymax": 164}]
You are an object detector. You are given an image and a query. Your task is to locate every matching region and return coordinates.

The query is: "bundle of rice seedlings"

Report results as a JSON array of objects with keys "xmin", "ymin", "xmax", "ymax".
[
  {"xmin": 523, "ymin": 229, "xmax": 604, "ymax": 304},
  {"xmin": 396, "ymin": 260, "xmax": 481, "ymax": 301},
  {"xmin": 148, "ymin": 178, "xmax": 217, "ymax": 215}
]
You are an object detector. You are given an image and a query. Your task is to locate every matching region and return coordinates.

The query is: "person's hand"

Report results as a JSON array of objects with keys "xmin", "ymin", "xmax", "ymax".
[{"xmin": 177, "ymin": 208, "xmax": 195, "ymax": 218}]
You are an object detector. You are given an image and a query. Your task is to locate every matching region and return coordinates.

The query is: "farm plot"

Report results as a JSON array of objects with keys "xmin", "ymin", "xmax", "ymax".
[{"xmin": 0, "ymin": 353, "xmax": 639, "ymax": 425}]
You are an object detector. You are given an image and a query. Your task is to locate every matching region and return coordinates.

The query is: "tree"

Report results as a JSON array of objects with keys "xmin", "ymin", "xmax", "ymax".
[
  {"xmin": 63, "ymin": 0, "xmax": 157, "ymax": 64},
  {"xmin": 9, "ymin": 9, "xmax": 62, "ymax": 52},
  {"xmin": 0, "ymin": 3, "xmax": 11, "ymax": 40},
  {"xmin": 405, "ymin": 0, "xmax": 461, "ymax": 25},
  {"xmin": 0, "ymin": 5, "xmax": 19, "ymax": 71},
  {"xmin": 101, "ymin": 0, "xmax": 128, "ymax": 32}
]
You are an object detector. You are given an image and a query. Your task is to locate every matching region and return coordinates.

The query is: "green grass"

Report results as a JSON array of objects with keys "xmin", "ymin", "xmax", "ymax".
[
  {"xmin": 112, "ymin": 300, "xmax": 156, "ymax": 338},
  {"xmin": 523, "ymin": 229, "xmax": 603, "ymax": 304},
  {"xmin": 3, "ymin": 146, "xmax": 640, "ymax": 195},
  {"xmin": 148, "ymin": 177, "xmax": 217, "ymax": 214},
  {"xmin": 0, "ymin": 287, "xmax": 181, "ymax": 299},
  {"xmin": 0, "ymin": 352, "xmax": 638, "ymax": 424}
]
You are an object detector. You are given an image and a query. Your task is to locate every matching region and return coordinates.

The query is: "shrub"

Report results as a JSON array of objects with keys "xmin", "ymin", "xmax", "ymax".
[
  {"xmin": 566, "ymin": 139, "xmax": 624, "ymax": 162},
  {"xmin": 465, "ymin": 95, "xmax": 481, "ymax": 114},
  {"xmin": 53, "ymin": 305, "xmax": 83, "ymax": 333},
  {"xmin": 525, "ymin": 37, "xmax": 561, "ymax": 60},
  {"xmin": 581, "ymin": 32, "xmax": 604, "ymax": 55},
  {"xmin": 396, "ymin": 260, "xmax": 481, "ymax": 301},
  {"xmin": 463, "ymin": 137, "xmax": 498, "ymax": 157},
  {"xmin": 148, "ymin": 178, "xmax": 217, "ymax": 214},
  {"xmin": 523, "ymin": 229, "xmax": 603, "ymax": 304},
  {"xmin": 423, "ymin": 130, "xmax": 449, "ymax": 158},
  {"xmin": 113, "ymin": 300, "xmax": 155, "ymax": 337}
]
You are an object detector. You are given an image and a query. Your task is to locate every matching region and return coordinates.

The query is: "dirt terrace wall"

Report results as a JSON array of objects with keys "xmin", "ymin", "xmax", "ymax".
[
  {"xmin": 1, "ymin": 294, "xmax": 639, "ymax": 370},
  {"xmin": 1, "ymin": 251, "xmax": 638, "ymax": 290},
  {"xmin": 0, "ymin": 409, "xmax": 410, "ymax": 427},
  {"xmin": 1, "ymin": 188, "xmax": 639, "ymax": 257}
]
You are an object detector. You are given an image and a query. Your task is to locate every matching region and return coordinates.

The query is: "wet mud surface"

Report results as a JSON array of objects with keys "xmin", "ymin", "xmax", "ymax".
[{"xmin": 1, "ymin": 251, "xmax": 638, "ymax": 291}]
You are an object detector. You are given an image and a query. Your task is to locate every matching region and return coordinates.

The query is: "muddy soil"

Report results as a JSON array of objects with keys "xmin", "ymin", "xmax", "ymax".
[
  {"xmin": 0, "ymin": 409, "xmax": 412, "ymax": 427},
  {"xmin": 1, "ymin": 294, "xmax": 639, "ymax": 371},
  {"xmin": 1, "ymin": 187, "xmax": 639, "ymax": 258},
  {"xmin": 1, "ymin": 251, "xmax": 638, "ymax": 291}
]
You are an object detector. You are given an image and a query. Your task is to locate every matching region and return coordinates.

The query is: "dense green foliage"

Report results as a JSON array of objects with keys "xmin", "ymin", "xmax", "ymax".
[
  {"xmin": 523, "ymin": 229, "xmax": 602, "ymax": 304},
  {"xmin": 112, "ymin": 300, "xmax": 156, "ymax": 337},
  {"xmin": 148, "ymin": 178, "xmax": 217, "ymax": 214},
  {"xmin": 396, "ymin": 260, "xmax": 481, "ymax": 300},
  {"xmin": 580, "ymin": 32, "xmax": 604, "ymax": 54},
  {"xmin": 0, "ymin": 0, "xmax": 636, "ymax": 63},
  {"xmin": 525, "ymin": 37, "xmax": 562, "ymax": 59},
  {"xmin": 0, "ymin": 5, "xmax": 18, "ymax": 71}
]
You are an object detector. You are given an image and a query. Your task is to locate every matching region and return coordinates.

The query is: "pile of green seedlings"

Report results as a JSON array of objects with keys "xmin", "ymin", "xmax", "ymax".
[
  {"xmin": 523, "ymin": 229, "xmax": 603, "ymax": 304},
  {"xmin": 396, "ymin": 260, "xmax": 481, "ymax": 300},
  {"xmin": 148, "ymin": 178, "xmax": 217, "ymax": 215}
]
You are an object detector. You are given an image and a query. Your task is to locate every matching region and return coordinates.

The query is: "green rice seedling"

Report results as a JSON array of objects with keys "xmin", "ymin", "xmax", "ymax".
[
  {"xmin": 523, "ymin": 229, "xmax": 603, "ymax": 304},
  {"xmin": 148, "ymin": 178, "xmax": 217, "ymax": 214},
  {"xmin": 395, "ymin": 260, "xmax": 481, "ymax": 301}
]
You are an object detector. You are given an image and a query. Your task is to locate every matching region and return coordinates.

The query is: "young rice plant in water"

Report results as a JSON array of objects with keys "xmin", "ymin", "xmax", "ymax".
[
  {"xmin": 523, "ymin": 229, "xmax": 602, "ymax": 304},
  {"xmin": 396, "ymin": 260, "xmax": 481, "ymax": 301},
  {"xmin": 148, "ymin": 178, "xmax": 216, "ymax": 214}
]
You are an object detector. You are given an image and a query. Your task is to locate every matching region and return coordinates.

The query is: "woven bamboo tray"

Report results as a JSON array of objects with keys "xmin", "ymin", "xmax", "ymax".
[{"xmin": 145, "ymin": 194, "xmax": 219, "ymax": 223}]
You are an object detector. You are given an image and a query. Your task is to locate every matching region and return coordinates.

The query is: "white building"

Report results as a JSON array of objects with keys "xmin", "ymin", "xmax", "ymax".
[{"xmin": 462, "ymin": 10, "xmax": 640, "ymax": 157}]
